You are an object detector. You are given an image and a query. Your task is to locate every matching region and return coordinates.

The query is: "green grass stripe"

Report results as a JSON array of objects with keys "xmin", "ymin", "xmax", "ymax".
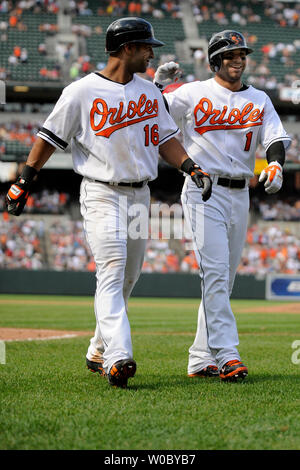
[{"xmin": 0, "ymin": 296, "xmax": 300, "ymax": 450}]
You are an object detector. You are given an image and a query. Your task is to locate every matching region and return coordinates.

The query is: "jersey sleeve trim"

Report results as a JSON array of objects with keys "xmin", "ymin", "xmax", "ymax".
[
  {"xmin": 37, "ymin": 127, "xmax": 68, "ymax": 150},
  {"xmin": 265, "ymin": 136, "xmax": 291, "ymax": 151},
  {"xmin": 159, "ymin": 128, "xmax": 180, "ymax": 145},
  {"xmin": 163, "ymin": 95, "xmax": 170, "ymax": 113}
]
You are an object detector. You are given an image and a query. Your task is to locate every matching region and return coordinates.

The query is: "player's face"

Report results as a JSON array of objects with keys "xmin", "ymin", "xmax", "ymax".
[
  {"xmin": 130, "ymin": 43, "xmax": 154, "ymax": 73},
  {"xmin": 218, "ymin": 49, "xmax": 247, "ymax": 83}
]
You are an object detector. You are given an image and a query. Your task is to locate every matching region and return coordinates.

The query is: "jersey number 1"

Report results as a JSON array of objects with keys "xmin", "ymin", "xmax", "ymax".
[
  {"xmin": 144, "ymin": 124, "xmax": 159, "ymax": 146},
  {"xmin": 244, "ymin": 131, "xmax": 253, "ymax": 152}
]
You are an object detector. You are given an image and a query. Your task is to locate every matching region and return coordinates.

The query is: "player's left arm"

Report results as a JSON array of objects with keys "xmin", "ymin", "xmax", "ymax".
[
  {"xmin": 258, "ymin": 141, "xmax": 285, "ymax": 194},
  {"xmin": 258, "ymin": 96, "xmax": 291, "ymax": 194}
]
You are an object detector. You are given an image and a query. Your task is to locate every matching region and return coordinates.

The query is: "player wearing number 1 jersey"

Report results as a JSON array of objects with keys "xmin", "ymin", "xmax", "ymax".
[{"xmin": 155, "ymin": 30, "xmax": 291, "ymax": 381}]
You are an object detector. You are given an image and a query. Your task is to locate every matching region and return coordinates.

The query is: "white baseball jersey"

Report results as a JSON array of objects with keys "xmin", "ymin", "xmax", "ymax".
[
  {"xmin": 38, "ymin": 72, "xmax": 179, "ymax": 182},
  {"xmin": 164, "ymin": 78, "xmax": 291, "ymax": 178}
]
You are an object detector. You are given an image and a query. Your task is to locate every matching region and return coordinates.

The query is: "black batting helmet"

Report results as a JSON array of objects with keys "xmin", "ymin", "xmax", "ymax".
[
  {"xmin": 105, "ymin": 17, "xmax": 165, "ymax": 53},
  {"xmin": 208, "ymin": 30, "xmax": 253, "ymax": 72}
]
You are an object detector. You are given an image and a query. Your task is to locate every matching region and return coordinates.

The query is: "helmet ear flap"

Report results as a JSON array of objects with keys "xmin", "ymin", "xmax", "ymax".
[{"xmin": 210, "ymin": 54, "xmax": 222, "ymax": 73}]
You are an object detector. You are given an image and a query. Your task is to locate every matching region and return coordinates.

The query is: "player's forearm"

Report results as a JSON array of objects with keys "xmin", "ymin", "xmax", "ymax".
[
  {"xmin": 266, "ymin": 141, "xmax": 285, "ymax": 167},
  {"xmin": 159, "ymin": 137, "xmax": 190, "ymax": 169},
  {"xmin": 25, "ymin": 137, "xmax": 56, "ymax": 171}
]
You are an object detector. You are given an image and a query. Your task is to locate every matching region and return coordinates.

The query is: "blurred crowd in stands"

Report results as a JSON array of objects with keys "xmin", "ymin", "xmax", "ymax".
[
  {"xmin": 264, "ymin": 0, "xmax": 300, "ymax": 27},
  {"xmin": 1, "ymin": 0, "xmax": 297, "ymax": 25},
  {"xmin": 69, "ymin": 0, "xmax": 183, "ymax": 18},
  {"xmin": 256, "ymin": 198, "xmax": 300, "ymax": 222},
  {"xmin": 191, "ymin": 0, "xmax": 261, "ymax": 25},
  {"xmin": 0, "ymin": 0, "xmax": 183, "ymax": 17},
  {"xmin": 48, "ymin": 218, "xmax": 96, "ymax": 271},
  {"xmin": 238, "ymin": 224, "xmax": 300, "ymax": 276},
  {"xmin": 0, "ymin": 189, "xmax": 69, "ymax": 213},
  {"xmin": 191, "ymin": 0, "xmax": 300, "ymax": 27},
  {"xmin": 0, "ymin": 213, "xmax": 45, "ymax": 269},
  {"xmin": 0, "ymin": 120, "xmax": 39, "ymax": 148},
  {"xmin": 1, "ymin": 0, "xmax": 300, "ymax": 91},
  {"xmin": 0, "ymin": 0, "xmax": 59, "ymax": 15},
  {"xmin": 1, "ymin": 205, "xmax": 300, "ymax": 274},
  {"xmin": 0, "ymin": 0, "xmax": 299, "ymax": 276}
]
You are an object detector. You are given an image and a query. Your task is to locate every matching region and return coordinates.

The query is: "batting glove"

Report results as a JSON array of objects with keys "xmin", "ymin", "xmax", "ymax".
[
  {"xmin": 5, "ymin": 165, "xmax": 38, "ymax": 216},
  {"xmin": 181, "ymin": 158, "xmax": 212, "ymax": 202},
  {"xmin": 153, "ymin": 61, "xmax": 181, "ymax": 91},
  {"xmin": 259, "ymin": 160, "xmax": 283, "ymax": 194}
]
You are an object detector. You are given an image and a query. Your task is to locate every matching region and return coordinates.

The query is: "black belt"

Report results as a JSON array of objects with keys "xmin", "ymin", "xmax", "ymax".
[
  {"xmin": 217, "ymin": 177, "xmax": 246, "ymax": 189},
  {"xmin": 93, "ymin": 179, "xmax": 148, "ymax": 188}
]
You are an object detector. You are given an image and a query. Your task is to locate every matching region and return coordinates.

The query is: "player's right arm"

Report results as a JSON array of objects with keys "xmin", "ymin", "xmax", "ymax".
[
  {"xmin": 159, "ymin": 137, "xmax": 212, "ymax": 202},
  {"xmin": 5, "ymin": 82, "xmax": 80, "ymax": 216},
  {"xmin": 26, "ymin": 137, "xmax": 56, "ymax": 170}
]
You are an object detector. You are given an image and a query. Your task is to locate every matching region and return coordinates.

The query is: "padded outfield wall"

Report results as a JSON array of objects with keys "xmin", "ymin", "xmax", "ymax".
[{"xmin": 0, "ymin": 270, "xmax": 266, "ymax": 299}]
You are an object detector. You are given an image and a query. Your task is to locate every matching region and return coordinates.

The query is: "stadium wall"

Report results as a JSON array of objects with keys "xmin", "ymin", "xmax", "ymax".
[{"xmin": 0, "ymin": 270, "xmax": 266, "ymax": 299}]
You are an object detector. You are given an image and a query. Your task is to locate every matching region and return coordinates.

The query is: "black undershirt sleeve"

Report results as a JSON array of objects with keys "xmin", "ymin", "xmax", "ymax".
[{"xmin": 266, "ymin": 141, "xmax": 285, "ymax": 167}]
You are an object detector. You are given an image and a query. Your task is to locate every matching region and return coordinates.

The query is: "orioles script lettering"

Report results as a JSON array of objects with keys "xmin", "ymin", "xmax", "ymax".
[
  {"xmin": 90, "ymin": 94, "xmax": 158, "ymax": 138},
  {"xmin": 194, "ymin": 97, "xmax": 264, "ymax": 135}
]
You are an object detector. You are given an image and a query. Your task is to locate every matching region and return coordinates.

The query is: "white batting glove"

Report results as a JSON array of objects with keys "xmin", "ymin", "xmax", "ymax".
[
  {"xmin": 259, "ymin": 161, "xmax": 283, "ymax": 194},
  {"xmin": 153, "ymin": 61, "xmax": 181, "ymax": 90}
]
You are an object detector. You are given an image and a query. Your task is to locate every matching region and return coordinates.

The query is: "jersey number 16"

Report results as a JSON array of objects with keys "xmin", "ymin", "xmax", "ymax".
[{"xmin": 144, "ymin": 124, "xmax": 159, "ymax": 146}]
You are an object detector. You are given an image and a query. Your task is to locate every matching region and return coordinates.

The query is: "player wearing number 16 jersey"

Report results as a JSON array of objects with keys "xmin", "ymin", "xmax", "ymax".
[
  {"xmin": 5, "ymin": 17, "xmax": 212, "ymax": 388},
  {"xmin": 155, "ymin": 30, "xmax": 291, "ymax": 380}
]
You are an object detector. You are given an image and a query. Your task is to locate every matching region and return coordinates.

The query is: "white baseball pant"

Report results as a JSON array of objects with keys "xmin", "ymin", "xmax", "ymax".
[
  {"xmin": 80, "ymin": 178, "xmax": 150, "ymax": 374},
  {"xmin": 181, "ymin": 177, "xmax": 249, "ymax": 373}
]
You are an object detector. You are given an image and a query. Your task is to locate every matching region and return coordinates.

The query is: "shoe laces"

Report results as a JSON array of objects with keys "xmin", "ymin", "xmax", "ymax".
[{"xmin": 226, "ymin": 360, "xmax": 242, "ymax": 366}]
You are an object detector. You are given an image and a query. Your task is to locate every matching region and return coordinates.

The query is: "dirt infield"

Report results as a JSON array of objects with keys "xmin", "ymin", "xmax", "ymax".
[
  {"xmin": 0, "ymin": 328, "xmax": 91, "ymax": 342},
  {"xmin": 238, "ymin": 303, "xmax": 300, "ymax": 314}
]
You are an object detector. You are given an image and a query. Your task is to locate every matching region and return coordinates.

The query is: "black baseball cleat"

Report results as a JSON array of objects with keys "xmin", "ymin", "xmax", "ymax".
[
  {"xmin": 86, "ymin": 358, "xmax": 106, "ymax": 377},
  {"xmin": 188, "ymin": 365, "xmax": 219, "ymax": 378},
  {"xmin": 108, "ymin": 359, "xmax": 136, "ymax": 388},
  {"xmin": 219, "ymin": 360, "xmax": 248, "ymax": 382}
]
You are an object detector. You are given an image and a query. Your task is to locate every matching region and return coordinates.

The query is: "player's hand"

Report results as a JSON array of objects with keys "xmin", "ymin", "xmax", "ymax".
[
  {"xmin": 5, "ymin": 177, "xmax": 30, "ymax": 216},
  {"xmin": 181, "ymin": 158, "xmax": 212, "ymax": 202},
  {"xmin": 5, "ymin": 165, "xmax": 38, "ymax": 216},
  {"xmin": 190, "ymin": 167, "xmax": 212, "ymax": 201},
  {"xmin": 259, "ymin": 160, "xmax": 283, "ymax": 194},
  {"xmin": 153, "ymin": 61, "xmax": 181, "ymax": 90}
]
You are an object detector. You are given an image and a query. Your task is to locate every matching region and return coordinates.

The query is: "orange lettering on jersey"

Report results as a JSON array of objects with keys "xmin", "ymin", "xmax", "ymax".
[
  {"xmin": 239, "ymin": 103, "xmax": 254, "ymax": 124},
  {"xmin": 90, "ymin": 94, "xmax": 158, "ymax": 138},
  {"xmin": 194, "ymin": 97, "xmax": 264, "ymax": 135},
  {"xmin": 210, "ymin": 106, "xmax": 228, "ymax": 125}
]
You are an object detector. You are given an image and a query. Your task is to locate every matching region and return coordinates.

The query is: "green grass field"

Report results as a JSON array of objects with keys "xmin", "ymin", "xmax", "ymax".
[{"xmin": 0, "ymin": 295, "xmax": 299, "ymax": 450}]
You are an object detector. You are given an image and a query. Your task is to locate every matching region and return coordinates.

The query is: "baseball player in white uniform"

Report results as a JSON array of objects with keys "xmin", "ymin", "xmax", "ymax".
[
  {"xmin": 5, "ymin": 17, "xmax": 212, "ymax": 388},
  {"xmin": 154, "ymin": 30, "xmax": 291, "ymax": 381}
]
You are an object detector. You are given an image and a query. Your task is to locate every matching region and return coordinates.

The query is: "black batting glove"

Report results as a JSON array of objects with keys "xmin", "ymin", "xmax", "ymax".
[
  {"xmin": 181, "ymin": 158, "xmax": 212, "ymax": 202},
  {"xmin": 5, "ymin": 165, "xmax": 38, "ymax": 216}
]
